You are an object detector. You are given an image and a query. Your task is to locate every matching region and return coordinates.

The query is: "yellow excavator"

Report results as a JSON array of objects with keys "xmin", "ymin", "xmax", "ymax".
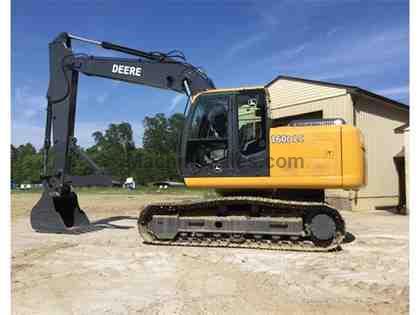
[{"xmin": 31, "ymin": 33, "xmax": 365, "ymax": 251}]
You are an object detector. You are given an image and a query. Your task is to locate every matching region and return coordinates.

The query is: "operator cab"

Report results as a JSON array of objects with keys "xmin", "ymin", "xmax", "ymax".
[{"xmin": 181, "ymin": 88, "xmax": 269, "ymax": 178}]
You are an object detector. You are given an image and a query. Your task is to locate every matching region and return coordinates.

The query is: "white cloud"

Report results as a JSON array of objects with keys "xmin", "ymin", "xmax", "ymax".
[
  {"xmin": 13, "ymin": 86, "xmax": 46, "ymax": 120},
  {"xmin": 261, "ymin": 43, "xmax": 307, "ymax": 64},
  {"xmin": 224, "ymin": 1, "xmax": 292, "ymax": 60},
  {"xmin": 278, "ymin": 44, "xmax": 307, "ymax": 59},
  {"xmin": 259, "ymin": 12, "xmax": 280, "ymax": 27},
  {"xmin": 225, "ymin": 32, "xmax": 269, "ymax": 59},
  {"xmin": 11, "ymin": 121, "xmax": 44, "ymax": 149},
  {"xmin": 315, "ymin": 27, "xmax": 408, "ymax": 66},
  {"xmin": 95, "ymin": 92, "xmax": 109, "ymax": 104},
  {"xmin": 326, "ymin": 28, "xmax": 339, "ymax": 38},
  {"xmin": 256, "ymin": 2, "xmax": 284, "ymax": 27},
  {"xmin": 261, "ymin": 25, "xmax": 408, "ymax": 81},
  {"xmin": 314, "ymin": 65, "xmax": 383, "ymax": 81},
  {"xmin": 12, "ymin": 86, "xmax": 48, "ymax": 149}
]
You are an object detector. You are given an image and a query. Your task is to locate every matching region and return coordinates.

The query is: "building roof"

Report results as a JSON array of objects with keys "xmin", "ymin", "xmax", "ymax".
[
  {"xmin": 394, "ymin": 123, "xmax": 409, "ymax": 134},
  {"xmin": 266, "ymin": 75, "xmax": 409, "ymax": 111}
]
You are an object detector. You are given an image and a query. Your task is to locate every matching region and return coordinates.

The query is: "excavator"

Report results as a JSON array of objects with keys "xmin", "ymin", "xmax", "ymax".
[{"xmin": 30, "ymin": 33, "xmax": 365, "ymax": 251}]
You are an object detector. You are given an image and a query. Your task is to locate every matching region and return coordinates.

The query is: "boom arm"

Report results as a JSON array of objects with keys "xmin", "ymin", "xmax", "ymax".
[
  {"xmin": 48, "ymin": 33, "xmax": 215, "ymax": 102},
  {"xmin": 44, "ymin": 32, "xmax": 215, "ymax": 193}
]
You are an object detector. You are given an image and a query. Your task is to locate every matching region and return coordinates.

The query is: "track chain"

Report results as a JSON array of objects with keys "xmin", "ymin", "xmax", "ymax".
[{"xmin": 138, "ymin": 196, "xmax": 345, "ymax": 252}]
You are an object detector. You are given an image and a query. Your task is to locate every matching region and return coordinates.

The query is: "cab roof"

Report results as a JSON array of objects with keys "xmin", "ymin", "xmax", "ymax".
[{"xmin": 192, "ymin": 86, "xmax": 264, "ymax": 101}]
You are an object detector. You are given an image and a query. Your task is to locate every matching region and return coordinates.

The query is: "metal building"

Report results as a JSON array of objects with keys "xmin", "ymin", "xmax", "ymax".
[
  {"xmin": 394, "ymin": 123, "xmax": 409, "ymax": 214},
  {"xmin": 266, "ymin": 76, "xmax": 409, "ymax": 211}
]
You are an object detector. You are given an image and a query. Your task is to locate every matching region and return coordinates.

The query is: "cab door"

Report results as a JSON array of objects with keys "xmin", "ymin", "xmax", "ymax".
[
  {"xmin": 182, "ymin": 93, "xmax": 234, "ymax": 177},
  {"xmin": 233, "ymin": 90, "xmax": 268, "ymax": 176}
]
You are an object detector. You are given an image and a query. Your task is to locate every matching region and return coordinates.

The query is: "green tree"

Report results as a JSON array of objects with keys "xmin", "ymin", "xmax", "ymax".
[
  {"xmin": 11, "ymin": 145, "xmax": 18, "ymax": 181},
  {"xmin": 12, "ymin": 143, "xmax": 42, "ymax": 184},
  {"xmin": 89, "ymin": 122, "xmax": 136, "ymax": 181},
  {"xmin": 70, "ymin": 148, "xmax": 92, "ymax": 176},
  {"xmin": 140, "ymin": 113, "xmax": 185, "ymax": 183},
  {"xmin": 143, "ymin": 113, "xmax": 169, "ymax": 153},
  {"xmin": 167, "ymin": 113, "xmax": 185, "ymax": 152},
  {"xmin": 11, "ymin": 112, "xmax": 186, "ymax": 185}
]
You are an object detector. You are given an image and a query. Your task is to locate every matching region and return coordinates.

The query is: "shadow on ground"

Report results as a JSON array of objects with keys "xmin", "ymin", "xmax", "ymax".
[
  {"xmin": 64, "ymin": 215, "xmax": 138, "ymax": 234},
  {"xmin": 32, "ymin": 215, "xmax": 138, "ymax": 235},
  {"xmin": 375, "ymin": 205, "xmax": 407, "ymax": 215},
  {"xmin": 90, "ymin": 215, "xmax": 137, "ymax": 229},
  {"xmin": 343, "ymin": 232, "xmax": 356, "ymax": 244}
]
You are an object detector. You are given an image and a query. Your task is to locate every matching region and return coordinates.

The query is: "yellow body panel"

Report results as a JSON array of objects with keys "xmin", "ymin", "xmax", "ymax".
[
  {"xmin": 269, "ymin": 125, "xmax": 342, "ymax": 185},
  {"xmin": 341, "ymin": 125, "xmax": 365, "ymax": 187},
  {"xmin": 185, "ymin": 125, "xmax": 365, "ymax": 190}
]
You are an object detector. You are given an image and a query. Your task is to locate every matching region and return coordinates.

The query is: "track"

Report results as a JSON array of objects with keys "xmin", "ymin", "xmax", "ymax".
[{"xmin": 138, "ymin": 196, "xmax": 345, "ymax": 252}]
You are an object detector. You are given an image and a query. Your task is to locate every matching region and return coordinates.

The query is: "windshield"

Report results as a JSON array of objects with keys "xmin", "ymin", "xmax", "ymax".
[{"xmin": 189, "ymin": 93, "xmax": 230, "ymax": 139}]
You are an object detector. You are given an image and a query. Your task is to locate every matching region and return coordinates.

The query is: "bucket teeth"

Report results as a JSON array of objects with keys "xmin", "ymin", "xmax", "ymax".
[{"xmin": 30, "ymin": 190, "xmax": 90, "ymax": 234}]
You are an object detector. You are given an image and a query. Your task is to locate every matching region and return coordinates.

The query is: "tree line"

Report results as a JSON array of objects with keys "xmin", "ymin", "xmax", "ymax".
[{"xmin": 11, "ymin": 112, "xmax": 185, "ymax": 186}]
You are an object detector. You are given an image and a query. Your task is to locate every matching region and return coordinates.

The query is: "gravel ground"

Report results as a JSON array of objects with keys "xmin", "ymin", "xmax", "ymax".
[{"xmin": 12, "ymin": 192, "xmax": 409, "ymax": 314}]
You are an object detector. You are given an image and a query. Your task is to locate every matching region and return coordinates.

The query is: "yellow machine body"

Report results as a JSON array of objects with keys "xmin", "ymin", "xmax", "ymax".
[
  {"xmin": 34, "ymin": 34, "xmax": 357, "ymax": 250},
  {"xmin": 185, "ymin": 124, "xmax": 365, "ymax": 189}
]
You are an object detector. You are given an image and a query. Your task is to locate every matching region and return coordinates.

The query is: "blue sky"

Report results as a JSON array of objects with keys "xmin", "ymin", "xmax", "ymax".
[{"xmin": 12, "ymin": 0, "xmax": 409, "ymax": 149}]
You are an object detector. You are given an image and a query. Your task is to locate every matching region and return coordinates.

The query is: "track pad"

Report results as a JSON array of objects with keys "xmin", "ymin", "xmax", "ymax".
[{"xmin": 30, "ymin": 190, "xmax": 90, "ymax": 233}]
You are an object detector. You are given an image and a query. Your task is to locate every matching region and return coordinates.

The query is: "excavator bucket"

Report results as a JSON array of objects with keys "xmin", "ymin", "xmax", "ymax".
[{"xmin": 30, "ymin": 189, "xmax": 90, "ymax": 233}]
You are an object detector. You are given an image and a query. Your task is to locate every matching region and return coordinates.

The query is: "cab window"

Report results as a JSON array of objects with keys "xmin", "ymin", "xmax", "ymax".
[
  {"xmin": 186, "ymin": 94, "xmax": 229, "ymax": 169},
  {"xmin": 237, "ymin": 93, "xmax": 265, "ymax": 155},
  {"xmin": 189, "ymin": 94, "xmax": 228, "ymax": 139}
]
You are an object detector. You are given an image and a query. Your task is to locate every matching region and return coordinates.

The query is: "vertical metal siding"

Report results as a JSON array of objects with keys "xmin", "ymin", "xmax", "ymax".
[
  {"xmin": 266, "ymin": 78, "xmax": 353, "ymax": 201},
  {"xmin": 269, "ymin": 93, "xmax": 354, "ymax": 124},
  {"xmin": 354, "ymin": 97, "xmax": 408, "ymax": 200},
  {"xmin": 267, "ymin": 78, "xmax": 347, "ymax": 110},
  {"xmin": 265, "ymin": 77, "xmax": 409, "ymax": 210},
  {"xmin": 405, "ymin": 131, "xmax": 409, "ymax": 214}
]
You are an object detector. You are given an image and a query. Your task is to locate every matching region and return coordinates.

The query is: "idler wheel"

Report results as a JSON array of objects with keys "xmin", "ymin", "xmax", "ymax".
[{"xmin": 308, "ymin": 213, "xmax": 337, "ymax": 247}]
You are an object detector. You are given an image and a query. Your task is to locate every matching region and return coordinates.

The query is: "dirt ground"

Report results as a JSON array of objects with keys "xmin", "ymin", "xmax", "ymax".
[{"xmin": 11, "ymin": 192, "xmax": 409, "ymax": 315}]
